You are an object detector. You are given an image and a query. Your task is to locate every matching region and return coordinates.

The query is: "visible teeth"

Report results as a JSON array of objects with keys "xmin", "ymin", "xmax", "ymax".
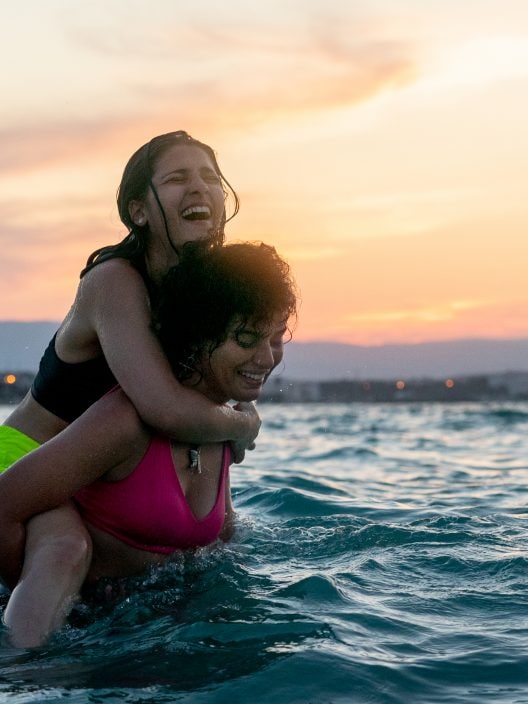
[
  {"xmin": 240, "ymin": 371, "xmax": 266, "ymax": 382},
  {"xmin": 181, "ymin": 205, "xmax": 211, "ymax": 220}
]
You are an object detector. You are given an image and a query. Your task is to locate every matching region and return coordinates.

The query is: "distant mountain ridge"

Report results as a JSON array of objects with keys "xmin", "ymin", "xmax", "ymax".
[
  {"xmin": 281, "ymin": 339, "xmax": 528, "ymax": 380},
  {"xmin": 0, "ymin": 321, "xmax": 57, "ymax": 371},
  {"xmin": 2, "ymin": 321, "xmax": 528, "ymax": 380}
]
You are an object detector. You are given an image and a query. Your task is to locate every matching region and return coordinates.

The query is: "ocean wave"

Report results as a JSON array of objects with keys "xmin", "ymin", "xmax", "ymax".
[{"xmin": 3, "ymin": 402, "xmax": 528, "ymax": 702}]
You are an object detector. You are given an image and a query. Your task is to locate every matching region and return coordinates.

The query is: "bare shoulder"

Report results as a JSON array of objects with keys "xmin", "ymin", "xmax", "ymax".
[
  {"xmin": 51, "ymin": 386, "xmax": 148, "ymax": 452},
  {"xmin": 74, "ymin": 259, "xmax": 151, "ymax": 335},
  {"xmin": 90, "ymin": 388, "xmax": 146, "ymax": 440},
  {"xmin": 86, "ymin": 388, "xmax": 151, "ymax": 476},
  {"xmin": 57, "ymin": 260, "xmax": 149, "ymax": 354},
  {"xmin": 79, "ymin": 259, "xmax": 146, "ymax": 298}
]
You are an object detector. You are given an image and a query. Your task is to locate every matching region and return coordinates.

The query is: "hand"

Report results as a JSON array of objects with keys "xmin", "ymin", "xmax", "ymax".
[
  {"xmin": 234, "ymin": 401, "xmax": 261, "ymax": 445},
  {"xmin": 231, "ymin": 402, "xmax": 260, "ymax": 463}
]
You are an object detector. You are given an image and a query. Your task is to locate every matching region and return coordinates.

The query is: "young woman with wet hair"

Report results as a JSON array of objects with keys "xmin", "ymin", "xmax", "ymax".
[
  {"xmin": 0, "ymin": 132, "xmax": 261, "ymax": 626},
  {"xmin": 3, "ymin": 131, "xmax": 255, "ymax": 455},
  {"xmin": 0, "ymin": 241, "xmax": 297, "ymax": 648}
]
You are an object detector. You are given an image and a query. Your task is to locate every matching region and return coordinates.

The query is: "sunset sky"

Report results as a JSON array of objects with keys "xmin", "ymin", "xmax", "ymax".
[{"xmin": 1, "ymin": 0, "xmax": 527, "ymax": 345}]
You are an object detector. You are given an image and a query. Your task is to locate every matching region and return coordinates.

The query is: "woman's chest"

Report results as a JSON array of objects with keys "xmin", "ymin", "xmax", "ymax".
[{"xmin": 170, "ymin": 443, "xmax": 225, "ymax": 520}]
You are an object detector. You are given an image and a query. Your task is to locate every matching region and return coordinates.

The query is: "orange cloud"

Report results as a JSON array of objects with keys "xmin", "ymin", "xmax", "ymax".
[
  {"xmin": 0, "ymin": 119, "xmax": 142, "ymax": 175},
  {"xmin": 287, "ymin": 211, "xmax": 528, "ymax": 345},
  {"xmin": 130, "ymin": 40, "xmax": 417, "ymax": 132},
  {"xmin": 2, "ymin": 3, "xmax": 525, "ymax": 351},
  {"xmin": 0, "ymin": 3, "xmax": 420, "ymax": 180},
  {"xmin": 0, "ymin": 48, "xmax": 417, "ymax": 189},
  {"xmin": 0, "ymin": 214, "xmax": 115, "ymax": 320}
]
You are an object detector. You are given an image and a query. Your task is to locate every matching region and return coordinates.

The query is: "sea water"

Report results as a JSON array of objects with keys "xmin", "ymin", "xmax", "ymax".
[{"xmin": 0, "ymin": 401, "xmax": 528, "ymax": 703}]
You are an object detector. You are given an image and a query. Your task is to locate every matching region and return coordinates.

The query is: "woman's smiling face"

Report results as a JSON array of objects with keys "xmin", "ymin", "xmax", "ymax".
[
  {"xmin": 197, "ymin": 312, "xmax": 289, "ymax": 404},
  {"xmin": 132, "ymin": 144, "xmax": 226, "ymax": 252}
]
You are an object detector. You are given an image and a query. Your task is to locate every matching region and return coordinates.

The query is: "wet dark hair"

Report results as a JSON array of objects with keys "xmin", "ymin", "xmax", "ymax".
[
  {"xmin": 153, "ymin": 241, "xmax": 297, "ymax": 380},
  {"xmin": 81, "ymin": 131, "xmax": 239, "ymax": 277}
]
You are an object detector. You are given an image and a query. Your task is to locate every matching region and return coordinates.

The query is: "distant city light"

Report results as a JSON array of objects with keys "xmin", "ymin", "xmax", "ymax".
[
  {"xmin": 395, "ymin": 380, "xmax": 405, "ymax": 390},
  {"xmin": 445, "ymin": 378, "xmax": 455, "ymax": 389},
  {"xmin": 3, "ymin": 374, "xmax": 16, "ymax": 385}
]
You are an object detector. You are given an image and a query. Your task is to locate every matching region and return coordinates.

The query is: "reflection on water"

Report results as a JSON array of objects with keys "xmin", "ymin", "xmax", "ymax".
[{"xmin": 1, "ymin": 402, "xmax": 528, "ymax": 703}]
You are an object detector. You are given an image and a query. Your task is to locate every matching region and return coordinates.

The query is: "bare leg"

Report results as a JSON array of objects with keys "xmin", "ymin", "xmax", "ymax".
[{"xmin": 3, "ymin": 502, "xmax": 92, "ymax": 648}]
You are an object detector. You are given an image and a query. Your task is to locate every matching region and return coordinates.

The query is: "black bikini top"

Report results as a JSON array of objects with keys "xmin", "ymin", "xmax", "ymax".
[
  {"xmin": 31, "ymin": 333, "xmax": 117, "ymax": 422},
  {"xmin": 31, "ymin": 256, "xmax": 158, "ymax": 422}
]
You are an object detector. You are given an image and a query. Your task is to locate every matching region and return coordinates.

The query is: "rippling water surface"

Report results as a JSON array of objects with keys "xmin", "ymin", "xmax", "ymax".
[{"xmin": 1, "ymin": 402, "xmax": 528, "ymax": 703}]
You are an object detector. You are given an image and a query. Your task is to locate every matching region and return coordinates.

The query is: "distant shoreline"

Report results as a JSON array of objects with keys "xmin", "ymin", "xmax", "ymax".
[
  {"xmin": 2, "ymin": 370, "xmax": 528, "ymax": 405},
  {"xmin": 3, "ymin": 322, "xmax": 528, "ymax": 382}
]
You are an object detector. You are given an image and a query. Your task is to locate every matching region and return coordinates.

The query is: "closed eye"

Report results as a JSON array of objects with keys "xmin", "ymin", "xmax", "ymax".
[
  {"xmin": 161, "ymin": 171, "xmax": 186, "ymax": 183},
  {"xmin": 234, "ymin": 330, "xmax": 261, "ymax": 349},
  {"xmin": 202, "ymin": 169, "xmax": 221, "ymax": 183}
]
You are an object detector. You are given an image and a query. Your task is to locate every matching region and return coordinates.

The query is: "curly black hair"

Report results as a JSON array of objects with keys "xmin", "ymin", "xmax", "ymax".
[{"xmin": 153, "ymin": 241, "xmax": 297, "ymax": 380}]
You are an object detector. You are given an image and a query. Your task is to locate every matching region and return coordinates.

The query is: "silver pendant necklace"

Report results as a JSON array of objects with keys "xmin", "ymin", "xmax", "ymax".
[{"xmin": 188, "ymin": 445, "xmax": 202, "ymax": 474}]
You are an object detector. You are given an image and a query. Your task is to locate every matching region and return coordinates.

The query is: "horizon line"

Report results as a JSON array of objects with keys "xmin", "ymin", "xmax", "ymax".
[{"xmin": 3, "ymin": 320, "xmax": 528, "ymax": 350}]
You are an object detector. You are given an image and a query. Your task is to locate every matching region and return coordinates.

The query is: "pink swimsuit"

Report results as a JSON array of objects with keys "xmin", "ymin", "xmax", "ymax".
[{"xmin": 74, "ymin": 437, "xmax": 231, "ymax": 554}]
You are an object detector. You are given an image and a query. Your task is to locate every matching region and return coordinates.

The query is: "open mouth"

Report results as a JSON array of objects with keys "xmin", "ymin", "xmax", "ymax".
[
  {"xmin": 181, "ymin": 205, "xmax": 212, "ymax": 221},
  {"xmin": 239, "ymin": 371, "xmax": 267, "ymax": 383}
]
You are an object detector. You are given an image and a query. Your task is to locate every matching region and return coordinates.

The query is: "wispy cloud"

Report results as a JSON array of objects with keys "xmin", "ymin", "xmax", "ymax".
[
  {"xmin": 67, "ymin": 3, "xmax": 419, "ymax": 129},
  {"xmin": 0, "ymin": 120, "xmax": 125, "ymax": 174},
  {"xmin": 297, "ymin": 297, "xmax": 528, "ymax": 346},
  {"xmin": 2, "ymin": 0, "xmax": 526, "ymax": 343},
  {"xmin": 0, "ymin": 3, "xmax": 420, "ymax": 175},
  {"xmin": 0, "ymin": 45, "xmax": 416, "ymax": 176},
  {"xmin": 343, "ymin": 299, "xmax": 493, "ymax": 324},
  {"xmin": 431, "ymin": 36, "xmax": 528, "ymax": 90}
]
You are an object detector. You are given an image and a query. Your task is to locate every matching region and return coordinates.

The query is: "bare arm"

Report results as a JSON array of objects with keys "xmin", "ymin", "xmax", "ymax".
[
  {"xmin": 82, "ymin": 260, "xmax": 260, "ymax": 449},
  {"xmin": 0, "ymin": 390, "xmax": 145, "ymax": 587}
]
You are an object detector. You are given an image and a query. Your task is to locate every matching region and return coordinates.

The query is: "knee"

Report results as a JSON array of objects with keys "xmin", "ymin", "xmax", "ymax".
[
  {"xmin": 56, "ymin": 531, "xmax": 92, "ymax": 572},
  {"xmin": 32, "ymin": 527, "xmax": 93, "ymax": 576},
  {"xmin": 24, "ymin": 505, "xmax": 93, "ymax": 577}
]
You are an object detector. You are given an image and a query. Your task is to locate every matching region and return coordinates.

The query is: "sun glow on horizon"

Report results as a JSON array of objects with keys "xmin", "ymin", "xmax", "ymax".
[{"xmin": 1, "ymin": 1, "xmax": 528, "ymax": 345}]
